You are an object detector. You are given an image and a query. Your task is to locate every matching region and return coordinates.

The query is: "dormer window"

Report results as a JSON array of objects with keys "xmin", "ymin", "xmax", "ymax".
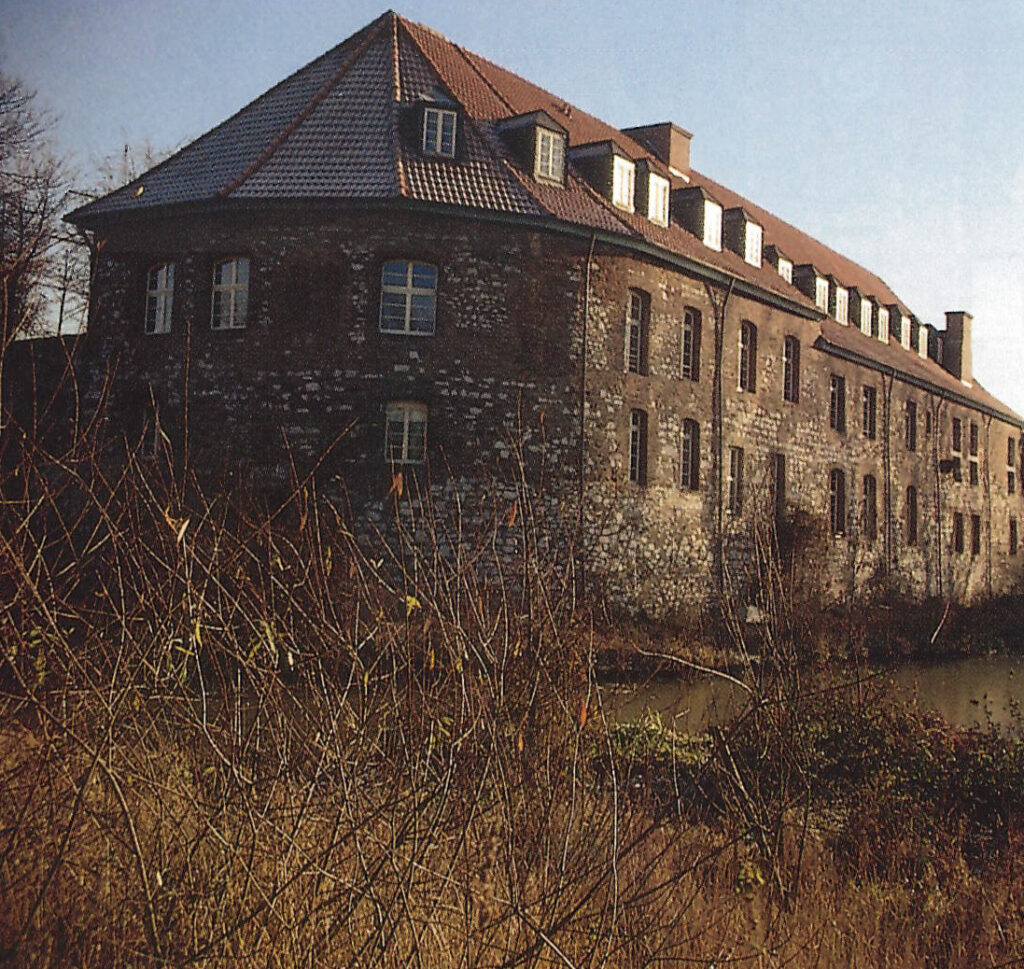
[
  {"xmin": 878, "ymin": 306, "xmax": 890, "ymax": 343},
  {"xmin": 423, "ymin": 107, "xmax": 457, "ymax": 158},
  {"xmin": 703, "ymin": 199, "xmax": 722, "ymax": 250},
  {"xmin": 612, "ymin": 156, "xmax": 636, "ymax": 211},
  {"xmin": 744, "ymin": 222, "xmax": 763, "ymax": 267},
  {"xmin": 778, "ymin": 257, "xmax": 793, "ymax": 284},
  {"xmin": 647, "ymin": 173, "xmax": 670, "ymax": 226},
  {"xmin": 834, "ymin": 286, "xmax": 849, "ymax": 324},
  {"xmin": 900, "ymin": 314, "xmax": 911, "ymax": 349},
  {"xmin": 815, "ymin": 276, "xmax": 829, "ymax": 312},
  {"xmin": 860, "ymin": 299, "xmax": 873, "ymax": 336},
  {"xmin": 535, "ymin": 127, "xmax": 565, "ymax": 182}
]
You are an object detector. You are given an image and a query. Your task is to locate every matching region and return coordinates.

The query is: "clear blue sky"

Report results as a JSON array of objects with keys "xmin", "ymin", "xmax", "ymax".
[{"xmin": 4, "ymin": 0, "xmax": 1024, "ymax": 415}]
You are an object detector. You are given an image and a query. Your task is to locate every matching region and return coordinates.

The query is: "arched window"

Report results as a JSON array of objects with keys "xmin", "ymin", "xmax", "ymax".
[
  {"xmin": 626, "ymin": 289, "xmax": 650, "ymax": 375},
  {"xmin": 681, "ymin": 308, "xmax": 701, "ymax": 381},
  {"xmin": 145, "ymin": 263, "xmax": 174, "ymax": 334},
  {"xmin": 829, "ymin": 468, "xmax": 846, "ymax": 536},
  {"xmin": 680, "ymin": 419, "xmax": 700, "ymax": 491},
  {"xmin": 738, "ymin": 320, "xmax": 757, "ymax": 392},
  {"xmin": 379, "ymin": 261, "xmax": 438, "ymax": 334}
]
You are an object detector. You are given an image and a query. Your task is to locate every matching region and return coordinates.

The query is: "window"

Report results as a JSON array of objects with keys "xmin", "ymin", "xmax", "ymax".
[
  {"xmin": 834, "ymin": 286, "xmax": 849, "ymax": 325},
  {"xmin": 905, "ymin": 401, "xmax": 917, "ymax": 452},
  {"xmin": 778, "ymin": 257, "xmax": 793, "ymax": 284},
  {"xmin": 815, "ymin": 277, "xmax": 829, "ymax": 312},
  {"xmin": 783, "ymin": 336, "xmax": 800, "ymax": 403},
  {"xmin": 744, "ymin": 222, "xmax": 762, "ymax": 267},
  {"xmin": 210, "ymin": 257, "xmax": 250, "ymax": 329},
  {"xmin": 629, "ymin": 409, "xmax": 648, "ymax": 485},
  {"xmin": 971, "ymin": 514, "xmax": 981, "ymax": 557},
  {"xmin": 626, "ymin": 290, "xmax": 649, "ymax": 374},
  {"xmin": 728, "ymin": 446, "xmax": 744, "ymax": 514},
  {"xmin": 680, "ymin": 419, "xmax": 700, "ymax": 491},
  {"xmin": 829, "ymin": 469, "xmax": 846, "ymax": 536},
  {"xmin": 680, "ymin": 308, "xmax": 701, "ymax": 381},
  {"xmin": 1011, "ymin": 518, "xmax": 1018, "ymax": 556},
  {"xmin": 863, "ymin": 474, "xmax": 878, "ymax": 542},
  {"xmin": 925, "ymin": 410, "xmax": 932, "ymax": 438},
  {"xmin": 379, "ymin": 261, "xmax": 438, "ymax": 334},
  {"xmin": 829, "ymin": 374, "xmax": 846, "ymax": 433},
  {"xmin": 952, "ymin": 417, "xmax": 963, "ymax": 456},
  {"xmin": 862, "ymin": 386, "xmax": 877, "ymax": 440},
  {"xmin": 900, "ymin": 314, "xmax": 911, "ymax": 350},
  {"xmin": 648, "ymin": 173, "xmax": 670, "ymax": 226},
  {"xmin": 535, "ymin": 127, "xmax": 565, "ymax": 182},
  {"xmin": 772, "ymin": 452, "xmax": 786, "ymax": 527},
  {"xmin": 906, "ymin": 485, "xmax": 918, "ymax": 546},
  {"xmin": 612, "ymin": 156, "xmax": 636, "ymax": 211},
  {"xmin": 1009, "ymin": 437, "xmax": 1017, "ymax": 495},
  {"xmin": 738, "ymin": 321, "xmax": 757, "ymax": 392},
  {"xmin": 859, "ymin": 299, "xmax": 873, "ymax": 336},
  {"xmin": 145, "ymin": 263, "xmax": 174, "ymax": 334},
  {"xmin": 703, "ymin": 199, "xmax": 722, "ymax": 250},
  {"xmin": 423, "ymin": 107, "xmax": 456, "ymax": 157},
  {"xmin": 969, "ymin": 421, "xmax": 979, "ymax": 486},
  {"xmin": 953, "ymin": 512, "xmax": 964, "ymax": 554},
  {"xmin": 878, "ymin": 306, "xmax": 890, "ymax": 343},
  {"xmin": 385, "ymin": 402, "xmax": 427, "ymax": 464}
]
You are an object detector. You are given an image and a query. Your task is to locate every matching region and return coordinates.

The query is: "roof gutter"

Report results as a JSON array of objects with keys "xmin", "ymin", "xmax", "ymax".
[
  {"xmin": 66, "ymin": 196, "xmax": 822, "ymax": 321},
  {"xmin": 815, "ymin": 335, "xmax": 1023, "ymax": 429}
]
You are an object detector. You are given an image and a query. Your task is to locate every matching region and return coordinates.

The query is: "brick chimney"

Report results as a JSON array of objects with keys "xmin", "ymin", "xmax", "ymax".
[
  {"xmin": 622, "ymin": 122, "xmax": 692, "ymax": 178},
  {"xmin": 944, "ymin": 311, "xmax": 973, "ymax": 385}
]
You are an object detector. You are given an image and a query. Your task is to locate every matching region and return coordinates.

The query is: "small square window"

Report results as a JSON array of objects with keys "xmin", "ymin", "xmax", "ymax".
[{"xmin": 423, "ymin": 107, "xmax": 457, "ymax": 158}]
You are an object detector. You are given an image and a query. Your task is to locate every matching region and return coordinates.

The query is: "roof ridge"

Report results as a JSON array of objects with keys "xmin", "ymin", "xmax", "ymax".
[
  {"xmin": 451, "ymin": 41, "xmax": 515, "ymax": 115},
  {"xmin": 218, "ymin": 13, "xmax": 391, "ymax": 199},
  {"xmin": 390, "ymin": 13, "xmax": 406, "ymax": 197}
]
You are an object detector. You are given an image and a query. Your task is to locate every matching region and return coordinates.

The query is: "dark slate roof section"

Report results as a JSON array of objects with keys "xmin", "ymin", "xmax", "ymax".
[
  {"xmin": 70, "ymin": 15, "xmax": 389, "ymax": 219},
  {"xmin": 65, "ymin": 10, "xmax": 1019, "ymax": 425}
]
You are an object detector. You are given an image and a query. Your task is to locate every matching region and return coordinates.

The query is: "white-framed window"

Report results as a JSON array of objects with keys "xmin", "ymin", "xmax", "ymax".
[
  {"xmin": 647, "ymin": 172, "xmax": 670, "ymax": 226},
  {"xmin": 918, "ymin": 325, "xmax": 929, "ymax": 358},
  {"xmin": 834, "ymin": 286, "xmax": 849, "ymax": 324},
  {"xmin": 385, "ymin": 402, "xmax": 427, "ymax": 464},
  {"xmin": 423, "ymin": 107, "xmax": 457, "ymax": 158},
  {"xmin": 860, "ymin": 299, "xmax": 873, "ymax": 336},
  {"xmin": 900, "ymin": 314, "xmax": 911, "ymax": 349},
  {"xmin": 878, "ymin": 306, "xmax": 890, "ymax": 343},
  {"xmin": 612, "ymin": 156, "xmax": 636, "ymax": 211},
  {"xmin": 145, "ymin": 262, "xmax": 174, "ymax": 335},
  {"xmin": 379, "ymin": 261, "xmax": 438, "ymax": 335},
  {"xmin": 625, "ymin": 289, "xmax": 649, "ymax": 374},
  {"xmin": 680, "ymin": 307, "xmax": 701, "ymax": 381},
  {"xmin": 703, "ymin": 199, "xmax": 722, "ymax": 250},
  {"xmin": 777, "ymin": 257, "xmax": 793, "ymax": 284},
  {"xmin": 534, "ymin": 127, "xmax": 565, "ymax": 182},
  {"xmin": 744, "ymin": 222, "xmax": 762, "ymax": 267},
  {"xmin": 728, "ymin": 446, "xmax": 744, "ymax": 514},
  {"xmin": 815, "ymin": 276, "xmax": 829, "ymax": 312},
  {"xmin": 629, "ymin": 408, "xmax": 648, "ymax": 485},
  {"xmin": 210, "ymin": 257, "xmax": 250, "ymax": 330},
  {"xmin": 680, "ymin": 418, "xmax": 700, "ymax": 491}
]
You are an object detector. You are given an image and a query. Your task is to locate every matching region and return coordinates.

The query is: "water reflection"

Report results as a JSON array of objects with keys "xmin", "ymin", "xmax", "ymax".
[{"xmin": 607, "ymin": 654, "xmax": 1024, "ymax": 733}]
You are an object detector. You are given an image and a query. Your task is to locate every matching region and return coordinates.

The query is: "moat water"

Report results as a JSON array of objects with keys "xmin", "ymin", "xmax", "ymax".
[{"xmin": 609, "ymin": 653, "xmax": 1024, "ymax": 733}]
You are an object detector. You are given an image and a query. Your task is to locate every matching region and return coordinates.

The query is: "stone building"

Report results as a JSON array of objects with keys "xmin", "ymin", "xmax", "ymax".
[{"xmin": 63, "ymin": 10, "xmax": 1023, "ymax": 613}]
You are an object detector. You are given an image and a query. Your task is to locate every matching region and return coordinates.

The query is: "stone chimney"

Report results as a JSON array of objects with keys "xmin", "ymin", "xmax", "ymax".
[
  {"xmin": 622, "ymin": 122, "xmax": 692, "ymax": 177},
  {"xmin": 944, "ymin": 311, "xmax": 973, "ymax": 385}
]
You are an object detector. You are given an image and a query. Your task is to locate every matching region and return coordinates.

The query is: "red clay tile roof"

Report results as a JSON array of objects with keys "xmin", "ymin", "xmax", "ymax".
[{"xmin": 66, "ymin": 10, "xmax": 1020, "ymax": 425}]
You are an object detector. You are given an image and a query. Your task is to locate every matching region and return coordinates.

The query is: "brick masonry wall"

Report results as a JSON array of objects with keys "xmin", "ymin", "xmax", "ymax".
[{"xmin": 42, "ymin": 204, "xmax": 1024, "ymax": 615}]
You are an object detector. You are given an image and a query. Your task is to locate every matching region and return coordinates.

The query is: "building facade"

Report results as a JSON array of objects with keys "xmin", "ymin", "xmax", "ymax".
[{"xmin": 63, "ymin": 11, "xmax": 1023, "ymax": 614}]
